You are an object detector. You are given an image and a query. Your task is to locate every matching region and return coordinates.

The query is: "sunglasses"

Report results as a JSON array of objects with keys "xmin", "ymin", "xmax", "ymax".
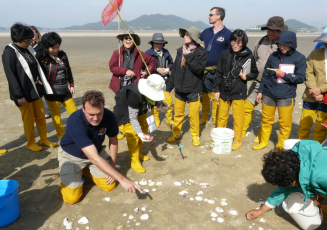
[
  {"xmin": 23, "ymin": 39, "xmax": 33, "ymax": 44},
  {"xmin": 124, "ymin": 37, "xmax": 132, "ymax": 40},
  {"xmin": 209, "ymin": 14, "xmax": 219, "ymax": 17}
]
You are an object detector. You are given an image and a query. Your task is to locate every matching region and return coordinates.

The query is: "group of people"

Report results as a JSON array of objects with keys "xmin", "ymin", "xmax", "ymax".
[{"xmin": 2, "ymin": 6, "xmax": 327, "ymax": 228}]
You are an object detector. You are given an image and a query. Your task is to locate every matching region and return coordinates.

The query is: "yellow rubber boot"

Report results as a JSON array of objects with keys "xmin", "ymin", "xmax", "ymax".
[
  {"xmin": 312, "ymin": 111, "xmax": 327, "ymax": 143},
  {"xmin": 151, "ymin": 107, "xmax": 161, "ymax": 128},
  {"xmin": 61, "ymin": 183, "xmax": 83, "ymax": 205},
  {"xmin": 231, "ymin": 99, "xmax": 245, "ymax": 150},
  {"xmin": 0, "ymin": 149, "xmax": 7, "ymax": 154},
  {"xmin": 254, "ymin": 129, "xmax": 261, "ymax": 143},
  {"xmin": 211, "ymin": 92, "xmax": 219, "ymax": 126},
  {"xmin": 168, "ymin": 96, "xmax": 185, "ymax": 142},
  {"xmin": 18, "ymin": 101, "xmax": 43, "ymax": 151},
  {"xmin": 253, "ymin": 103, "xmax": 276, "ymax": 150},
  {"xmin": 242, "ymin": 99, "xmax": 255, "ymax": 138},
  {"xmin": 125, "ymin": 113, "xmax": 148, "ymax": 173},
  {"xmin": 117, "ymin": 124, "xmax": 125, "ymax": 140},
  {"xmin": 200, "ymin": 92, "xmax": 210, "ymax": 125},
  {"xmin": 164, "ymin": 91, "xmax": 174, "ymax": 125},
  {"xmin": 298, "ymin": 108, "xmax": 316, "ymax": 140},
  {"xmin": 217, "ymin": 98, "xmax": 231, "ymax": 128},
  {"xmin": 33, "ymin": 99, "xmax": 57, "ymax": 147},
  {"xmin": 189, "ymin": 97, "xmax": 201, "ymax": 146},
  {"xmin": 138, "ymin": 113, "xmax": 150, "ymax": 161},
  {"xmin": 47, "ymin": 100, "xmax": 65, "ymax": 139},
  {"xmin": 62, "ymin": 98, "xmax": 78, "ymax": 115},
  {"xmin": 276, "ymin": 103, "xmax": 294, "ymax": 150}
]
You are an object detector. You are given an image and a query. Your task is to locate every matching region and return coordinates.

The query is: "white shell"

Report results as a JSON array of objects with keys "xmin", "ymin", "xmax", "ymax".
[
  {"xmin": 134, "ymin": 208, "xmax": 139, "ymax": 214},
  {"xmin": 104, "ymin": 197, "xmax": 110, "ymax": 202},
  {"xmin": 143, "ymin": 189, "xmax": 150, "ymax": 193},
  {"xmin": 208, "ymin": 200, "xmax": 215, "ymax": 204},
  {"xmin": 195, "ymin": 196, "xmax": 203, "ymax": 201},
  {"xmin": 141, "ymin": 206, "xmax": 147, "ymax": 212},
  {"xmin": 140, "ymin": 214, "xmax": 149, "ymax": 220},
  {"xmin": 135, "ymin": 222, "xmax": 141, "ymax": 226},
  {"xmin": 260, "ymin": 218, "xmax": 266, "ymax": 222},
  {"xmin": 123, "ymin": 213, "xmax": 127, "ymax": 217},
  {"xmin": 249, "ymin": 226, "xmax": 253, "ymax": 229},
  {"xmin": 211, "ymin": 218, "xmax": 216, "ymax": 221},
  {"xmin": 179, "ymin": 190, "xmax": 188, "ymax": 195},
  {"xmin": 211, "ymin": 212, "xmax": 218, "ymax": 218},
  {"xmin": 197, "ymin": 191, "xmax": 203, "ymax": 195},
  {"xmin": 129, "ymin": 215, "xmax": 134, "ymax": 219},
  {"xmin": 204, "ymin": 198, "xmax": 208, "ymax": 203},
  {"xmin": 152, "ymin": 188, "xmax": 157, "ymax": 192},
  {"xmin": 188, "ymin": 179, "xmax": 195, "ymax": 183},
  {"xmin": 148, "ymin": 182, "xmax": 155, "ymax": 186},
  {"xmin": 230, "ymin": 210, "xmax": 238, "ymax": 215},
  {"xmin": 77, "ymin": 217, "xmax": 89, "ymax": 225},
  {"xmin": 215, "ymin": 207, "xmax": 224, "ymax": 213},
  {"xmin": 148, "ymin": 180, "xmax": 152, "ymax": 183},
  {"xmin": 86, "ymin": 227, "xmax": 90, "ymax": 230},
  {"xmin": 221, "ymin": 201, "xmax": 228, "ymax": 206},
  {"xmin": 199, "ymin": 183, "xmax": 210, "ymax": 188},
  {"xmin": 174, "ymin": 181, "xmax": 182, "ymax": 186},
  {"xmin": 139, "ymin": 179, "xmax": 147, "ymax": 186},
  {"xmin": 63, "ymin": 218, "xmax": 73, "ymax": 229},
  {"xmin": 115, "ymin": 165, "xmax": 121, "ymax": 168},
  {"xmin": 217, "ymin": 217, "xmax": 224, "ymax": 223},
  {"xmin": 156, "ymin": 182, "xmax": 163, "ymax": 186},
  {"xmin": 190, "ymin": 198, "xmax": 194, "ymax": 201},
  {"xmin": 258, "ymin": 228, "xmax": 264, "ymax": 230}
]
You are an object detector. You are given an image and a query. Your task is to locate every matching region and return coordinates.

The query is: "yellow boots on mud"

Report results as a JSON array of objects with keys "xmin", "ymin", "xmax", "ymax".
[
  {"xmin": 18, "ymin": 99, "xmax": 57, "ymax": 151},
  {"xmin": 217, "ymin": 99, "xmax": 245, "ymax": 150},
  {"xmin": 167, "ymin": 96, "xmax": 201, "ymax": 146},
  {"xmin": 200, "ymin": 92, "xmax": 218, "ymax": 126},
  {"xmin": 298, "ymin": 108, "xmax": 327, "ymax": 143},
  {"xmin": 252, "ymin": 103, "xmax": 293, "ymax": 150},
  {"xmin": 46, "ymin": 98, "xmax": 77, "ymax": 140}
]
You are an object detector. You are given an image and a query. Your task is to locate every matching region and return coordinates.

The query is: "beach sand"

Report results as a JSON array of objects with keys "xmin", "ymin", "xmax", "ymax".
[{"xmin": 0, "ymin": 34, "xmax": 326, "ymax": 230}]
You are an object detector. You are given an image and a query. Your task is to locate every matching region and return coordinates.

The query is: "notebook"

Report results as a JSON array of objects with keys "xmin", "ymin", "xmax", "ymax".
[
  {"xmin": 277, "ymin": 64, "xmax": 295, "ymax": 83},
  {"xmin": 242, "ymin": 59, "xmax": 251, "ymax": 75}
]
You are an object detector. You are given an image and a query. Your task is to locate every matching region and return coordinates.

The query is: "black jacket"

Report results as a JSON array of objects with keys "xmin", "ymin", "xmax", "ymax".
[
  {"xmin": 114, "ymin": 82, "xmax": 151, "ymax": 126},
  {"xmin": 38, "ymin": 50, "xmax": 74, "ymax": 87},
  {"xmin": 2, "ymin": 45, "xmax": 51, "ymax": 105},
  {"xmin": 215, "ymin": 47, "xmax": 259, "ymax": 101},
  {"xmin": 166, "ymin": 46, "xmax": 207, "ymax": 94}
]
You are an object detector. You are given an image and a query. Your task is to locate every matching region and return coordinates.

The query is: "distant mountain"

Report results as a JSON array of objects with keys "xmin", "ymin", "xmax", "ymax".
[
  {"xmin": 0, "ymin": 27, "xmax": 6, "ymax": 30},
  {"xmin": 64, "ymin": 14, "xmax": 209, "ymax": 31},
  {"xmin": 284, "ymin": 19, "xmax": 317, "ymax": 31},
  {"xmin": 246, "ymin": 19, "xmax": 317, "ymax": 33}
]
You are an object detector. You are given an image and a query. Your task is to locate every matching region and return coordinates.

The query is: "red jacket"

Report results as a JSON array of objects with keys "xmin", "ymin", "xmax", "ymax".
[{"xmin": 109, "ymin": 46, "xmax": 156, "ymax": 93}]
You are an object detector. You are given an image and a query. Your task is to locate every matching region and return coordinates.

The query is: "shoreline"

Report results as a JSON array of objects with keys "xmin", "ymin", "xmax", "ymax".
[{"xmin": 0, "ymin": 31, "xmax": 321, "ymax": 38}]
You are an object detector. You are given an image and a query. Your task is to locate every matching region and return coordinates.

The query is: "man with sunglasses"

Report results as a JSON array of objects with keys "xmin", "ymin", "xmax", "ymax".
[
  {"xmin": 199, "ymin": 7, "xmax": 232, "ymax": 126},
  {"xmin": 109, "ymin": 30, "xmax": 156, "ymax": 140}
]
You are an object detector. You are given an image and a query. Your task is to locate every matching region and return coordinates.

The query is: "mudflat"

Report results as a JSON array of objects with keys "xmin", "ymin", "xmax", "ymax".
[{"xmin": 0, "ymin": 33, "xmax": 326, "ymax": 230}]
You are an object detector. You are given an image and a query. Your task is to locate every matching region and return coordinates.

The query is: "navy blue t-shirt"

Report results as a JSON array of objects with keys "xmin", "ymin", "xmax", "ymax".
[
  {"xmin": 200, "ymin": 26, "xmax": 232, "ymax": 67},
  {"xmin": 60, "ymin": 108, "xmax": 119, "ymax": 159}
]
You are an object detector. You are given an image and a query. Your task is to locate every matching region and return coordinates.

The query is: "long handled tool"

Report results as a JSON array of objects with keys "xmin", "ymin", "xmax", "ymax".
[
  {"xmin": 108, "ymin": 0, "xmax": 151, "ymax": 75},
  {"xmin": 165, "ymin": 113, "xmax": 186, "ymax": 159}
]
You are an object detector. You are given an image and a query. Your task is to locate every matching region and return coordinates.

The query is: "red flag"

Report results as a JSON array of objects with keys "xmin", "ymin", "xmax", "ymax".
[{"xmin": 101, "ymin": 0, "xmax": 124, "ymax": 27}]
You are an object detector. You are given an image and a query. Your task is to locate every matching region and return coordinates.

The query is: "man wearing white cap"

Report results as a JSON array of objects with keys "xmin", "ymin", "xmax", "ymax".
[
  {"xmin": 298, "ymin": 34, "xmax": 327, "ymax": 143},
  {"xmin": 114, "ymin": 74, "xmax": 167, "ymax": 173}
]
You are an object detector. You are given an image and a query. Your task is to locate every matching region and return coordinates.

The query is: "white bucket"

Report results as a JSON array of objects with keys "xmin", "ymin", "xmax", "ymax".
[
  {"xmin": 210, "ymin": 128, "xmax": 234, "ymax": 154},
  {"xmin": 283, "ymin": 139, "xmax": 301, "ymax": 150},
  {"xmin": 282, "ymin": 192, "xmax": 321, "ymax": 230}
]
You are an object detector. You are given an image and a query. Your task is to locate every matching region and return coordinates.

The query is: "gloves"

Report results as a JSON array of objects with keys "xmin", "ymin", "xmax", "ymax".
[
  {"xmin": 156, "ymin": 101, "xmax": 168, "ymax": 113},
  {"xmin": 137, "ymin": 133, "xmax": 153, "ymax": 142}
]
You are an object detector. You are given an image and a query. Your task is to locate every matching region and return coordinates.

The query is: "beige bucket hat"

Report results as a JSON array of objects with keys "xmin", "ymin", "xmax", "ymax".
[{"xmin": 179, "ymin": 26, "xmax": 201, "ymax": 44}]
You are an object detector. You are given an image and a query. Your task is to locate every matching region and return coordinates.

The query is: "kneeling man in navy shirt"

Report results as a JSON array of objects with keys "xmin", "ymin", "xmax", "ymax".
[{"xmin": 59, "ymin": 90, "xmax": 142, "ymax": 204}]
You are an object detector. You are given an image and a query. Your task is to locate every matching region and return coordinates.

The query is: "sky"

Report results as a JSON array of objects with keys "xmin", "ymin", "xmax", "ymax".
[{"xmin": 0, "ymin": 0, "xmax": 326, "ymax": 30}]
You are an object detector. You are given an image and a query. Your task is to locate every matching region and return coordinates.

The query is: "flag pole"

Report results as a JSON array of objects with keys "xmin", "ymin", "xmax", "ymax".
[{"xmin": 108, "ymin": 0, "xmax": 151, "ymax": 75}]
